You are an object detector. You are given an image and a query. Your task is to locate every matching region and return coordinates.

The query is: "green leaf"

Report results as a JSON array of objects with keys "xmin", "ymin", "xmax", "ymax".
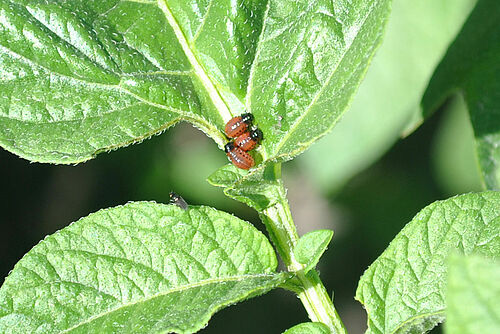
[
  {"xmin": 250, "ymin": 0, "xmax": 391, "ymax": 163},
  {"xmin": 209, "ymin": 162, "xmax": 306, "ymax": 269},
  {"xmin": 431, "ymin": 96, "xmax": 483, "ymax": 195},
  {"xmin": 0, "ymin": 202, "xmax": 287, "ymax": 333},
  {"xmin": 0, "ymin": 0, "xmax": 391, "ymax": 166},
  {"xmin": 422, "ymin": 0, "xmax": 500, "ymax": 189},
  {"xmin": 283, "ymin": 322, "xmax": 331, "ymax": 334},
  {"xmin": 298, "ymin": 0, "xmax": 476, "ymax": 193},
  {"xmin": 294, "ymin": 230, "xmax": 333, "ymax": 274},
  {"xmin": 0, "ymin": 0, "xmax": 264, "ymax": 163},
  {"xmin": 356, "ymin": 191, "xmax": 500, "ymax": 334},
  {"xmin": 207, "ymin": 163, "xmax": 283, "ymax": 212},
  {"xmin": 445, "ymin": 254, "xmax": 500, "ymax": 334}
]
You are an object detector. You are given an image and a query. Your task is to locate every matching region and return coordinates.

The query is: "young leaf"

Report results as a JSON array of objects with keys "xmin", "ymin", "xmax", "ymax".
[
  {"xmin": 445, "ymin": 255, "xmax": 500, "ymax": 334},
  {"xmin": 207, "ymin": 163, "xmax": 283, "ymax": 212},
  {"xmin": 356, "ymin": 191, "xmax": 500, "ymax": 334},
  {"xmin": 421, "ymin": 0, "xmax": 500, "ymax": 189},
  {"xmin": 0, "ymin": 202, "xmax": 287, "ymax": 333},
  {"xmin": 208, "ymin": 162, "xmax": 300, "ymax": 266},
  {"xmin": 0, "ymin": 0, "xmax": 392, "ymax": 166},
  {"xmin": 294, "ymin": 230, "xmax": 333, "ymax": 274},
  {"xmin": 283, "ymin": 322, "xmax": 331, "ymax": 334}
]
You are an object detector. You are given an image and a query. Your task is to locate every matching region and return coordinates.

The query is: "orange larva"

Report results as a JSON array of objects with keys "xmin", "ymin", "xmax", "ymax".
[
  {"xmin": 234, "ymin": 128, "xmax": 263, "ymax": 152},
  {"xmin": 224, "ymin": 142, "xmax": 255, "ymax": 170},
  {"xmin": 224, "ymin": 113, "xmax": 254, "ymax": 138}
]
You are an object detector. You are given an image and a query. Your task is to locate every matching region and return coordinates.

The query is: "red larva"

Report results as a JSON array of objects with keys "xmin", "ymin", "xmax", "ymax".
[
  {"xmin": 224, "ymin": 113, "xmax": 254, "ymax": 138},
  {"xmin": 234, "ymin": 128, "xmax": 263, "ymax": 152},
  {"xmin": 225, "ymin": 142, "xmax": 255, "ymax": 170}
]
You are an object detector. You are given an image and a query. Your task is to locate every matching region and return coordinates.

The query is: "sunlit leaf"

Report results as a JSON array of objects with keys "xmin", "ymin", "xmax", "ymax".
[
  {"xmin": 356, "ymin": 192, "xmax": 500, "ymax": 334},
  {"xmin": 0, "ymin": 0, "xmax": 391, "ymax": 167},
  {"xmin": 294, "ymin": 230, "xmax": 333, "ymax": 274},
  {"xmin": 0, "ymin": 202, "xmax": 286, "ymax": 333},
  {"xmin": 0, "ymin": 0, "xmax": 264, "ymax": 163},
  {"xmin": 248, "ymin": 0, "xmax": 391, "ymax": 163},
  {"xmin": 445, "ymin": 254, "xmax": 500, "ymax": 334}
]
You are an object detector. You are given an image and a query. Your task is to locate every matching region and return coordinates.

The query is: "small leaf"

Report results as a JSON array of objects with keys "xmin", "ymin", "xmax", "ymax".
[
  {"xmin": 445, "ymin": 254, "xmax": 500, "ymax": 334},
  {"xmin": 283, "ymin": 322, "xmax": 331, "ymax": 334},
  {"xmin": 422, "ymin": 0, "xmax": 500, "ymax": 189},
  {"xmin": 0, "ymin": 202, "xmax": 287, "ymax": 333},
  {"xmin": 207, "ymin": 163, "xmax": 283, "ymax": 212},
  {"xmin": 208, "ymin": 162, "xmax": 298, "ymax": 266},
  {"xmin": 207, "ymin": 164, "xmax": 249, "ymax": 189},
  {"xmin": 356, "ymin": 191, "xmax": 500, "ymax": 334},
  {"xmin": 294, "ymin": 230, "xmax": 333, "ymax": 274}
]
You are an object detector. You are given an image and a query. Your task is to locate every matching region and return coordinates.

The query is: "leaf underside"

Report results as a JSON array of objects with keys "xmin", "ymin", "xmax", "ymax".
[
  {"xmin": 0, "ymin": 0, "xmax": 391, "ymax": 168},
  {"xmin": 0, "ymin": 202, "xmax": 286, "ymax": 333},
  {"xmin": 421, "ymin": 0, "xmax": 500, "ymax": 190},
  {"xmin": 356, "ymin": 191, "xmax": 500, "ymax": 334}
]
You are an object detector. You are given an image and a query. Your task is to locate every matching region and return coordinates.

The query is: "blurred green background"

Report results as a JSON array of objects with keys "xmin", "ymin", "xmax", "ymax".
[{"xmin": 0, "ymin": 0, "xmax": 483, "ymax": 333}]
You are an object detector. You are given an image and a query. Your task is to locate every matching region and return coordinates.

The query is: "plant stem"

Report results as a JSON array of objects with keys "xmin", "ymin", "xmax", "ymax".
[{"xmin": 260, "ymin": 164, "xmax": 347, "ymax": 334}]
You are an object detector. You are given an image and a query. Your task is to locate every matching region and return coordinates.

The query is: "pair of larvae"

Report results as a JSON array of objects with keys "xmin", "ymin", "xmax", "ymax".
[{"xmin": 224, "ymin": 113, "xmax": 263, "ymax": 170}]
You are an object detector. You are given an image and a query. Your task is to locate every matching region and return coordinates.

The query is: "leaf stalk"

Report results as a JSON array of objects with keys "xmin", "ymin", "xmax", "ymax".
[{"xmin": 260, "ymin": 163, "xmax": 347, "ymax": 334}]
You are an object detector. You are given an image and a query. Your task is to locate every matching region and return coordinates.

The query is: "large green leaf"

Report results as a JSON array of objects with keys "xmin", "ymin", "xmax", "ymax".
[
  {"xmin": 0, "ymin": 0, "xmax": 391, "ymax": 166},
  {"xmin": 298, "ymin": 0, "xmax": 476, "ymax": 193},
  {"xmin": 445, "ymin": 254, "xmax": 500, "ymax": 334},
  {"xmin": 246, "ymin": 0, "xmax": 391, "ymax": 162},
  {"xmin": 422, "ymin": 0, "xmax": 500, "ymax": 190},
  {"xmin": 0, "ymin": 0, "xmax": 263, "ymax": 163},
  {"xmin": 0, "ymin": 202, "xmax": 287, "ymax": 333},
  {"xmin": 356, "ymin": 191, "xmax": 500, "ymax": 334}
]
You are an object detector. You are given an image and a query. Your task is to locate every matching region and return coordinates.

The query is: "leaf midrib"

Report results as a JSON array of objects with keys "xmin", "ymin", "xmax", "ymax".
[
  {"xmin": 0, "ymin": 46, "xmax": 224, "ymax": 147},
  {"xmin": 271, "ymin": 1, "xmax": 380, "ymax": 156},
  {"xmin": 156, "ymin": 0, "xmax": 233, "ymax": 122},
  {"xmin": 60, "ymin": 273, "xmax": 278, "ymax": 333}
]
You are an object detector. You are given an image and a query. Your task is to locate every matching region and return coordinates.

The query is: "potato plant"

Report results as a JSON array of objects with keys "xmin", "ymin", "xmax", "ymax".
[{"xmin": 0, "ymin": 0, "xmax": 498, "ymax": 333}]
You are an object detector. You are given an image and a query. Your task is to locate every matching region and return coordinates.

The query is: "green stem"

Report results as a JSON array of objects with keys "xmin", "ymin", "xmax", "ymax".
[{"xmin": 260, "ymin": 163, "xmax": 347, "ymax": 334}]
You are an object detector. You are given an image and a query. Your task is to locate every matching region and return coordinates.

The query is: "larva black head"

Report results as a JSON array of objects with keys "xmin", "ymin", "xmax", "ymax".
[
  {"xmin": 224, "ymin": 142, "xmax": 235, "ymax": 153},
  {"xmin": 250, "ymin": 128, "xmax": 263, "ymax": 142},
  {"xmin": 241, "ymin": 113, "xmax": 254, "ymax": 124}
]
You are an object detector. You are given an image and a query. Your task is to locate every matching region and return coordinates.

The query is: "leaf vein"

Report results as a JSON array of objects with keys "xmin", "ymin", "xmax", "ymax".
[
  {"xmin": 59, "ymin": 273, "xmax": 278, "ymax": 333},
  {"xmin": 273, "ymin": 1, "xmax": 379, "ymax": 155}
]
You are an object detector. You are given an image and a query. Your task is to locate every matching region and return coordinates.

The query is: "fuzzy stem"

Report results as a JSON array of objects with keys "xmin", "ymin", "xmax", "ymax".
[{"xmin": 260, "ymin": 164, "xmax": 347, "ymax": 333}]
